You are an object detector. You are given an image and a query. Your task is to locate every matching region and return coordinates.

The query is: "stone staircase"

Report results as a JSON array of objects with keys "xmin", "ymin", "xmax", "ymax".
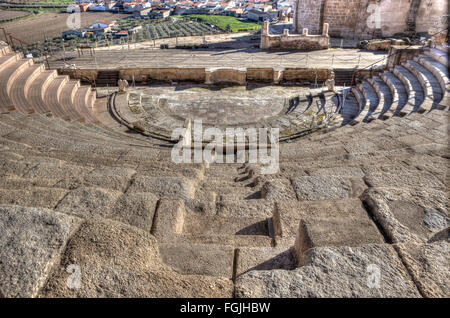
[
  {"xmin": 336, "ymin": 44, "xmax": 449, "ymax": 125},
  {"xmin": 0, "ymin": 41, "xmax": 448, "ymax": 298},
  {"xmin": 0, "ymin": 47, "xmax": 97, "ymax": 124}
]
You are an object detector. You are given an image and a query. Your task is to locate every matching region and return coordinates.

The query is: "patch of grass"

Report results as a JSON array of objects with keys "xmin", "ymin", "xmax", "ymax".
[{"xmin": 181, "ymin": 14, "xmax": 261, "ymax": 33}]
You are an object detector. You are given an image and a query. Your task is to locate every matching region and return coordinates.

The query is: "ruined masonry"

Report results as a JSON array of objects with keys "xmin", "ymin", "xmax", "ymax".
[{"xmin": 0, "ymin": 39, "xmax": 448, "ymax": 298}]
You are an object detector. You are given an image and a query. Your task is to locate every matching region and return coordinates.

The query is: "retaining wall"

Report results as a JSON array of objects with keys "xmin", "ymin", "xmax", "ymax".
[{"xmin": 58, "ymin": 66, "xmax": 335, "ymax": 86}]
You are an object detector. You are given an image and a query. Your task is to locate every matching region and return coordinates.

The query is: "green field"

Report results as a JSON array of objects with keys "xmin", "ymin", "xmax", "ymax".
[{"xmin": 181, "ymin": 15, "xmax": 261, "ymax": 32}]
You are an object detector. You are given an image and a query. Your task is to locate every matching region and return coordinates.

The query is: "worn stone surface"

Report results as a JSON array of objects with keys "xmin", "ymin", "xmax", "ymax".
[
  {"xmin": 236, "ymin": 244, "xmax": 421, "ymax": 298},
  {"xmin": 56, "ymin": 187, "xmax": 122, "ymax": 219},
  {"xmin": 291, "ymin": 176, "xmax": 354, "ymax": 201},
  {"xmin": 111, "ymin": 192, "xmax": 159, "ymax": 231},
  {"xmin": 362, "ymin": 187, "xmax": 449, "ymax": 243},
  {"xmin": 183, "ymin": 213, "xmax": 270, "ymax": 237},
  {"xmin": 54, "ymin": 165, "xmax": 135, "ymax": 191},
  {"xmin": 40, "ymin": 218, "xmax": 233, "ymax": 297},
  {"xmin": 395, "ymin": 241, "xmax": 450, "ymax": 298},
  {"xmin": 127, "ymin": 176, "xmax": 196, "ymax": 200},
  {"xmin": 261, "ymin": 179, "xmax": 297, "ymax": 201},
  {"xmin": 364, "ymin": 169, "xmax": 444, "ymax": 190},
  {"xmin": 151, "ymin": 197, "xmax": 185, "ymax": 242},
  {"xmin": 0, "ymin": 42, "xmax": 448, "ymax": 299},
  {"xmin": 23, "ymin": 162, "xmax": 92, "ymax": 179},
  {"xmin": 0, "ymin": 188, "xmax": 68, "ymax": 209},
  {"xmin": 274, "ymin": 199, "xmax": 384, "ymax": 248},
  {"xmin": 158, "ymin": 243, "xmax": 234, "ymax": 278},
  {"xmin": 0, "ymin": 205, "xmax": 82, "ymax": 298},
  {"xmin": 236, "ymin": 247, "xmax": 296, "ymax": 277},
  {"xmin": 216, "ymin": 199, "xmax": 274, "ymax": 218}
]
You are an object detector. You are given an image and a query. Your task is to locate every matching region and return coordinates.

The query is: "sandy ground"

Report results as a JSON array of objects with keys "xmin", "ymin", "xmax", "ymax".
[{"xmin": 0, "ymin": 11, "xmax": 128, "ymax": 43}]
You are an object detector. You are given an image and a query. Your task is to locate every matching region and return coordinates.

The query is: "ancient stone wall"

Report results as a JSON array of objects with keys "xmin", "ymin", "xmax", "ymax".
[
  {"xmin": 121, "ymin": 68, "xmax": 206, "ymax": 83},
  {"xmin": 59, "ymin": 66, "xmax": 334, "ymax": 86},
  {"xmin": 386, "ymin": 45, "xmax": 424, "ymax": 69},
  {"xmin": 261, "ymin": 22, "xmax": 330, "ymax": 51},
  {"xmin": 205, "ymin": 68, "xmax": 247, "ymax": 85},
  {"xmin": 282, "ymin": 68, "xmax": 331, "ymax": 84},
  {"xmin": 323, "ymin": 0, "xmax": 361, "ymax": 38},
  {"xmin": 293, "ymin": 0, "xmax": 325, "ymax": 34},
  {"xmin": 294, "ymin": 0, "xmax": 448, "ymax": 39},
  {"xmin": 246, "ymin": 68, "xmax": 275, "ymax": 82},
  {"xmin": 375, "ymin": 0, "xmax": 411, "ymax": 37},
  {"xmin": 415, "ymin": 0, "xmax": 448, "ymax": 33}
]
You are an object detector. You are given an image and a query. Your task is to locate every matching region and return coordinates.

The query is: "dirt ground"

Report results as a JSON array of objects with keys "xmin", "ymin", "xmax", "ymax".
[
  {"xmin": 0, "ymin": 11, "xmax": 128, "ymax": 43},
  {"xmin": 0, "ymin": 9, "xmax": 30, "ymax": 22}
]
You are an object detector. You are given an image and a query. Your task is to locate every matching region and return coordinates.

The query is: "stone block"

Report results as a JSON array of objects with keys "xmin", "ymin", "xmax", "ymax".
[
  {"xmin": 236, "ymin": 247, "xmax": 296, "ymax": 277},
  {"xmin": 291, "ymin": 175, "xmax": 354, "ymax": 201},
  {"xmin": 395, "ymin": 241, "xmax": 449, "ymax": 298},
  {"xmin": 159, "ymin": 243, "xmax": 234, "ymax": 278},
  {"xmin": 127, "ymin": 176, "xmax": 195, "ymax": 200},
  {"xmin": 56, "ymin": 186, "xmax": 121, "ymax": 219},
  {"xmin": 274, "ymin": 199, "xmax": 384, "ymax": 249},
  {"xmin": 0, "ymin": 205, "xmax": 82, "ymax": 297},
  {"xmin": 236, "ymin": 244, "xmax": 420, "ymax": 298},
  {"xmin": 111, "ymin": 192, "xmax": 159, "ymax": 231},
  {"xmin": 151, "ymin": 197, "xmax": 185, "ymax": 242},
  {"xmin": 40, "ymin": 218, "xmax": 233, "ymax": 297}
]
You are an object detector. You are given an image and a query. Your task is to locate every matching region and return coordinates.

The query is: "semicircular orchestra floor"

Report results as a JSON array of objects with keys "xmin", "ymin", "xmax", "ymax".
[{"xmin": 123, "ymin": 84, "xmax": 340, "ymax": 140}]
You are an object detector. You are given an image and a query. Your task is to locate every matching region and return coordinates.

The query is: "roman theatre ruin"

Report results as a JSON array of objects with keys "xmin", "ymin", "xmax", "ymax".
[{"xmin": 0, "ymin": 4, "xmax": 448, "ymax": 299}]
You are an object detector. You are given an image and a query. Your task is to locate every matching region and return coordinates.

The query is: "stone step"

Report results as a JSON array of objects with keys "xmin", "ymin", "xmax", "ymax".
[
  {"xmin": 340, "ymin": 90, "xmax": 361, "ymax": 125},
  {"xmin": 24, "ymin": 114, "xmax": 133, "ymax": 147},
  {"xmin": 0, "ymin": 116, "xmax": 130, "ymax": 156},
  {"xmin": 381, "ymin": 70, "xmax": 408, "ymax": 117},
  {"xmin": 26, "ymin": 70, "xmax": 57, "ymax": 115},
  {"xmin": 424, "ymin": 48, "xmax": 448, "ymax": 67},
  {"xmin": 0, "ymin": 52, "xmax": 21, "ymax": 72},
  {"xmin": 84, "ymin": 122, "xmax": 153, "ymax": 146},
  {"xmin": 74, "ymin": 86, "xmax": 98, "ymax": 124},
  {"xmin": 403, "ymin": 60, "xmax": 441, "ymax": 112},
  {"xmin": 369, "ymin": 76, "xmax": 393, "ymax": 120},
  {"xmin": 350, "ymin": 84, "xmax": 370, "ymax": 125},
  {"xmin": 393, "ymin": 65, "xmax": 424, "ymax": 114},
  {"xmin": 349, "ymin": 86, "xmax": 365, "ymax": 124},
  {"xmin": 0, "ymin": 120, "xmax": 162, "ymax": 163},
  {"xmin": 415, "ymin": 55, "xmax": 449, "ymax": 108},
  {"xmin": 86, "ymin": 90, "xmax": 97, "ymax": 111},
  {"xmin": 9, "ymin": 64, "xmax": 45, "ymax": 114},
  {"xmin": 44, "ymin": 76, "xmax": 69, "ymax": 120},
  {"xmin": 434, "ymin": 44, "xmax": 448, "ymax": 54},
  {"xmin": 359, "ymin": 80, "xmax": 379, "ymax": 122},
  {"xmin": 0, "ymin": 114, "xmax": 100, "ymax": 147},
  {"xmin": 0, "ymin": 59, "xmax": 32, "ymax": 112},
  {"xmin": 0, "ymin": 44, "xmax": 11, "ymax": 57},
  {"xmin": 59, "ymin": 81, "xmax": 84, "ymax": 123}
]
